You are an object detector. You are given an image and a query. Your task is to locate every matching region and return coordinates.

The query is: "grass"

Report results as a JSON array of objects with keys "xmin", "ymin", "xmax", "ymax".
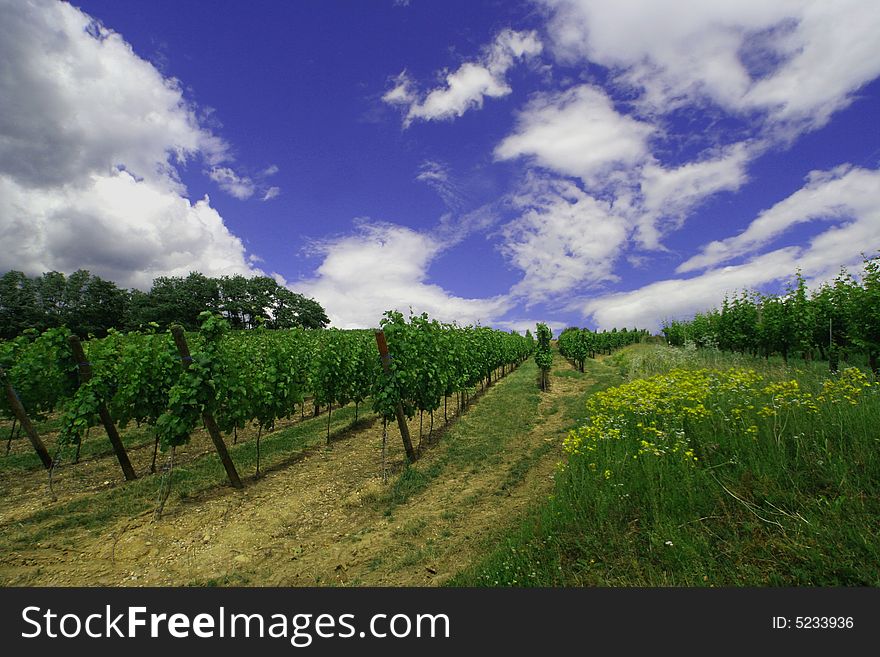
[
  {"xmin": 498, "ymin": 441, "xmax": 556, "ymax": 493},
  {"xmin": 452, "ymin": 344, "xmax": 880, "ymax": 587},
  {"xmin": 606, "ymin": 342, "xmax": 862, "ymax": 384},
  {"xmin": 0, "ymin": 420, "xmax": 157, "ymax": 472},
  {"xmin": 380, "ymin": 360, "xmax": 542, "ymax": 511},
  {"xmin": 0, "ymin": 401, "xmax": 372, "ymax": 551}
]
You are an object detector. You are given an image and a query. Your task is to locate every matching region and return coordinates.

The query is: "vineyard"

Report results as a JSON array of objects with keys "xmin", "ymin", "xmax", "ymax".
[
  {"xmin": 558, "ymin": 326, "xmax": 650, "ymax": 372},
  {"xmin": 0, "ymin": 320, "xmax": 574, "ymax": 586},
  {"xmin": 662, "ymin": 256, "xmax": 880, "ymax": 373},
  {"xmin": 1, "ymin": 310, "xmax": 533, "ymax": 491},
  {"xmin": 1, "ymin": 260, "xmax": 878, "ymax": 588}
]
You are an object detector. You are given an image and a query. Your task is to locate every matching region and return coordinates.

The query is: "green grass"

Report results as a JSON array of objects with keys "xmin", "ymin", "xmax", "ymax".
[
  {"xmin": 498, "ymin": 441, "xmax": 556, "ymax": 493},
  {"xmin": 380, "ymin": 360, "xmax": 542, "ymax": 511},
  {"xmin": 607, "ymin": 342, "xmax": 862, "ymax": 384},
  {"xmin": 452, "ymin": 344, "xmax": 880, "ymax": 587}
]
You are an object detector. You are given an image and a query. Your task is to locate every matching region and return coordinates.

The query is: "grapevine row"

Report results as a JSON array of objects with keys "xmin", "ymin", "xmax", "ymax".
[
  {"xmin": 662, "ymin": 256, "xmax": 880, "ymax": 373},
  {"xmin": 557, "ymin": 326, "xmax": 650, "ymax": 372},
  {"xmin": 1, "ymin": 310, "xmax": 534, "ymax": 484}
]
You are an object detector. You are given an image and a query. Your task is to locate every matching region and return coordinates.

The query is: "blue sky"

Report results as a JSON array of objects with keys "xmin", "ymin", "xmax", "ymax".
[{"xmin": 1, "ymin": 1, "xmax": 879, "ymax": 331}]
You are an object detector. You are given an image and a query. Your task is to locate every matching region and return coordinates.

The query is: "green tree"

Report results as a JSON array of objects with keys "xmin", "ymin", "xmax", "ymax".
[{"xmin": 0, "ymin": 271, "xmax": 41, "ymax": 338}]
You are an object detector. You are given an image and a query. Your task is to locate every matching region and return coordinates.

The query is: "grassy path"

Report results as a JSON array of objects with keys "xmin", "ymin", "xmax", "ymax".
[{"xmin": 0, "ymin": 352, "xmax": 612, "ymax": 586}]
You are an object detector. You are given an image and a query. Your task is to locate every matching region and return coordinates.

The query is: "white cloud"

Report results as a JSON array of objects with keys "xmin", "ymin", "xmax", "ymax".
[
  {"xmin": 580, "ymin": 249, "xmax": 801, "ymax": 331},
  {"xmin": 0, "ymin": 171, "xmax": 260, "ymax": 289},
  {"xmin": 0, "ymin": 0, "xmax": 226, "ymax": 189},
  {"xmin": 541, "ymin": 0, "xmax": 880, "ymax": 132},
  {"xmin": 636, "ymin": 142, "xmax": 753, "ymax": 247},
  {"xmin": 433, "ymin": 202, "xmax": 503, "ymax": 248},
  {"xmin": 416, "ymin": 160, "xmax": 465, "ymax": 209},
  {"xmin": 580, "ymin": 164, "xmax": 880, "ymax": 330},
  {"xmin": 641, "ymin": 143, "xmax": 752, "ymax": 218},
  {"xmin": 679, "ymin": 165, "xmax": 880, "ymax": 273},
  {"xmin": 208, "ymin": 166, "xmax": 255, "ymax": 200},
  {"xmin": 493, "ymin": 318, "xmax": 568, "ymax": 335},
  {"xmin": 495, "ymin": 85, "xmax": 654, "ymax": 184},
  {"xmin": 489, "ymin": 1, "xmax": 880, "ymax": 312},
  {"xmin": 416, "ymin": 160, "xmax": 450, "ymax": 185},
  {"xmin": 382, "ymin": 71, "xmax": 417, "ymax": 107},
  {"xmin": 491, "ymin": 85, "xmax": 753, "ymax": 303},
  {"xmin": 743, "ymin": 1, "xmax": 880, "ymax": 130},
  {"xmin": 297, "ymin": 223, "xmax": 511, "ymax": 328},
  {"xmin": 0, "ymin": 0, "xmax": 262, "ymax": 287},
  {"xmin": 494, "ymin": 86, "xmax": 755, "ymax": 257},
  {"xmin": 384, "ymin": 29, "xmax": 542, "ymax": 126},
  {"xmin": 415, "ymin": 62, "xmax": 509, "ymax": 119},
  {"xmin": 261, "ymin": 186, "xmax": 281, "ymax": 201},
  {"xmin": 493, "ymin": 143, "xmax": 755, "ymax": 305},
  {"xmin": 502, "ymin": 177, "xmax": 629, "ymax": 303}
]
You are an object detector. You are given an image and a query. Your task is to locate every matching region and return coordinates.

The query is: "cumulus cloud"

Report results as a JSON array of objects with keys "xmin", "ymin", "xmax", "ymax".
[
  {"xmin": 495, "ymin": 85, "xmax": 654, "ymax": 184},
  {"xmin": 0, "ymin": 171, "xmax": 259, "ymax": 289},
  {"xmin": 0, "ymin": 0, "xmax": 262, "ymax": 286},
  {"xmin": 636, "ymin": 142, "xmax": 754, "ymax": 247},
  {"xmin": 383, "ymin": 29, "xmax": 542, "ymax": 126},
  {"xmin": 541, "ymin": 0, "xmax": 880, "ymax": 133},
  {"xmin": 502, "ymin": 176, "xmax": 629, "ymax": 303},
  {"xmin": 495, "ymin": 91, "xmax": 756, "ymax": 263},
  {"xmin": 209, "ymin": 162, "xmax": 281, "ymax": 201},
  {"xmin": 489, "ymin": 1, "xmax": 880, "ymax": 311},
  {"xmin": 579, "ymin": 164, "xmax": 880, "ymax": 330},
  {"xmin": 208, "ymin": 166, "xmax": 256, "ymax": 200},
  {"xmin": 0, "ymin": 0, "xmax": 224, "ymax": 189},
  {"xmin": 492, "ymin": 84, "xmax": 753, "ymax": 301},
  {"xmin": 580, "ymin": 250, "xmax": 801, "ymax": 331},
  {"xmin": 297, "ymin": 223, "xmax": 511, "ymax": 328},
  {"xmin": 680, "ymin": 165, "xmax": 880, "ymax": 273}
]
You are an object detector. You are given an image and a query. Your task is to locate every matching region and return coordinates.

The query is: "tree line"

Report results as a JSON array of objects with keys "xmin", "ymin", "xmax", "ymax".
[
  {"xmin": 0, "ymin": 269, "xmax": 330, "ymax": 339},
  {"xmin": 662, "ymin": 255, "xmax": 880, "ymax": 373}
]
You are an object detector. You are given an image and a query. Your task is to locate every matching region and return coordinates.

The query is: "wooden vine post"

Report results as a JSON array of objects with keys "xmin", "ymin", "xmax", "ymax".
[
  {"xmin": 0, "ymin": 368, "xmax": 53, "ymax": 470},
  {"xmin": 374, "ymin": 331, "xmax": 416, "ymax": 463},
  {"xmin": 169, "ymin": 326, "xmax": 243, "ymax": 489},
  {"xmin": 68, "ymin": 336, "xmax": 138, "ymax": 481}
]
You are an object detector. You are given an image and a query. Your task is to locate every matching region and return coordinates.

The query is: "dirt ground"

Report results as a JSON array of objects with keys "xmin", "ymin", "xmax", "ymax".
[{"xmin": 0, "ymin": 358, "xmax": 594, "ymax": 586}]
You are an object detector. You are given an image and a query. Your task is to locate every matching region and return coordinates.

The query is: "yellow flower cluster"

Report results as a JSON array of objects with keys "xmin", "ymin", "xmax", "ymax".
[
  {"xmin": 564, "ymin": 366, "xmax": 875, "ymax": 471},
  {"xmin": 564, "ymin": 368, "xmax": 716, "ymax": 461},
  {"xmin": 817, "ymin": 367, "xmax": 874, "ymax": 405},
  {"xmin": 758, "ymin": 379, "xmax": 820, "ymax": 415}
]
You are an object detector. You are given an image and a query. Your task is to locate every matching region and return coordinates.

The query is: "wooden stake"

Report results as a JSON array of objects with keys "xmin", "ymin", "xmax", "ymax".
[
  {"xmin": 256, "ymin": 424, "xmax": 263, "ymax": 478},
  {"xmin": 170, "ymin": 326, "xmax": 243, "ymax": 489},
  {"xmin": 381, "ymin": 417, "xmax": 388, "ymax": 483},
  {"xmin": 326, "ymin": 402, "xmax": 332, "ymax": 444},
  {"xmin": 68, "ymin": 336, "xmax": 137, "ymax": 481},
  {"xmin": 150, "ymin": 434, "xmax": 159, "ymax": 474},
  {"xmin": 5, "ymin": 417, "xmax": 17, "ymax": 456},
  {"xmin": 1, "ymin": 370, "xmax": 52, "ymax": 470},
  {"xmin": 374, "ymin": 331, "xmax": 416, "ymax": 463}
]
